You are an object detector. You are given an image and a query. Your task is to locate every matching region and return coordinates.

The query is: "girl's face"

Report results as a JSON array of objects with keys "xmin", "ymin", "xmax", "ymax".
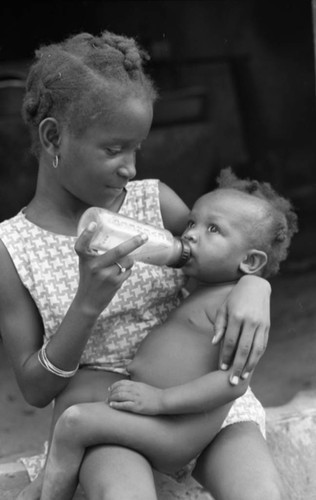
[
  {"xmin": 58, "ymin": 95, "xmax": 153, "ymax": 210},
  {"xmin": 182, "ymin": 190, "xmax": 260, "ymax": 284}
]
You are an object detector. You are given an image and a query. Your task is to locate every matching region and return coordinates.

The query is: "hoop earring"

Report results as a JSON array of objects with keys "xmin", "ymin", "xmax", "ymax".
[{"xmin": 52, "ymin": 155, "xmax": 59, "ymax": 169}]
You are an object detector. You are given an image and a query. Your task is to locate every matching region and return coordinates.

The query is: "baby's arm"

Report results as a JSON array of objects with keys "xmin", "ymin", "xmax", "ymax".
[{"xmin": 108, "ymin": 367, "xmax": 249, "ymax": 415}]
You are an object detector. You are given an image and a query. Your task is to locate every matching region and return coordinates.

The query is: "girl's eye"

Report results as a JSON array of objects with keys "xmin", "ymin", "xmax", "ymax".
[
  {"xmin": 186, "ymin": 220, "xmax": 195, "ymax": 229},
  {"xmin": 106, "ymin": 144, "xmax": 141, "ymax": 157},
  {"xmin": 106, "ymin": 148, "xmax": 121, "ymax": 157},
  {"xmin": 208, "ymin": 224, "xmax": 219, "ymax": 233}
]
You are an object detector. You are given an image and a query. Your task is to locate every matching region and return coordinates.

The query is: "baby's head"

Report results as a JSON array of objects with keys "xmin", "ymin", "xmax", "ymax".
[
  {"xmin": 182, "ymin": 167, "xmax": 298, "ymax": 283},
  {"xmin": 22, "ymin": 31, "xmax": 157, "ymax": 157}
]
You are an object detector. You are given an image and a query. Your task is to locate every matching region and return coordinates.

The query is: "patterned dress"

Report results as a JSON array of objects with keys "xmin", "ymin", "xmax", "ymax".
[
  {"xmin": 0, "ymin": 178, "xmax": 265, "ymax": 482},
  {"xmin": 0, "ymin": 179, "xmax": 186, "ymax": 374}
]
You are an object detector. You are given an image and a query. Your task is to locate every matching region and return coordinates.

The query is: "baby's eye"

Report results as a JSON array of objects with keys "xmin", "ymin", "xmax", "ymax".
[
  {"xmin": 186, "ymin": 220, "xmax": 195, "ymax": 229},
  {"xmin": 208, "ymin": 224, "xmax": 219, "ymax": 233}
]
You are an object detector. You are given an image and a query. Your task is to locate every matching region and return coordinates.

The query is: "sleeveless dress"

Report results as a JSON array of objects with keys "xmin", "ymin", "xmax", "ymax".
[
  {"xmin": 0, "ymin": 178, "xmax": 265, "ymax": 483},
  {"xmin": 0, "ymin": 179, "xmax": 186, "ymax": 374}
]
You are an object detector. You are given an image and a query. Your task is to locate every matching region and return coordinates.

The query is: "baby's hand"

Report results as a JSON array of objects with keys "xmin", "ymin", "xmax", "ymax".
[{"xmin": 108, "ymin": 380, "xmax": 163, "ymax": 415}]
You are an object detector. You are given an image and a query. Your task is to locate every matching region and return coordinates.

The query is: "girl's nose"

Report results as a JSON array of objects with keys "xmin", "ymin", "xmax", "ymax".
[{"xmin": 118, "ymin": 152, "xmax": 136, "ymax": 180}]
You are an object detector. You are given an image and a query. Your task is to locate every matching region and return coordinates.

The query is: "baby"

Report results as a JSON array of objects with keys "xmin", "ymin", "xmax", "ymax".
[{"xmin": 40, "ymin": 168, "xmax": 298, "ymax": 500}]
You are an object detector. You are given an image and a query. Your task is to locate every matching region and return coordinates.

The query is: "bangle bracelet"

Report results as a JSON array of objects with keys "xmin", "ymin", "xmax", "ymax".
[{"xmin": 38, "ymin": 343, "xmax": 79, "ymax": 378}]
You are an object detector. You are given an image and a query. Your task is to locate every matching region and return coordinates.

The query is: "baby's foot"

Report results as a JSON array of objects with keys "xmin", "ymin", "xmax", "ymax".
[{"xmin": 16, "ymin": 473, "xmax": 43, "ymax": 500}]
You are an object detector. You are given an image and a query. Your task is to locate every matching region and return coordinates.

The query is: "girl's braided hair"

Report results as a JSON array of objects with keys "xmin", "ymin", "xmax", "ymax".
[
  {"xmin": 22, "ymin": 31, "xmax": 157, "ymax": 157},
  {"xmin": 216, "ymin": 167, "xmax": 298, "ymax": 278}
]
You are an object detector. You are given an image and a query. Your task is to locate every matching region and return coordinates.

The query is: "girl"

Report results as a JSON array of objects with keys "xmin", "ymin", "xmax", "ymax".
[
  {"xmin": 40, "ymin": 170, "xmax": 296, "ymax": 499},
  {"xmin": 0, "ymin": 31, "xmax": 279, "ymax": 500}
]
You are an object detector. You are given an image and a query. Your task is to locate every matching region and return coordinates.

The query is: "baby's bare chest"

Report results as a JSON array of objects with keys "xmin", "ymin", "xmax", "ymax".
[
  {"xmin": 128, "ymin": 311, "xmax": 219, "ymax": 388},
  {"xmin": 128, "ymin": 287, "xmax": 229, "ymax": 388}
]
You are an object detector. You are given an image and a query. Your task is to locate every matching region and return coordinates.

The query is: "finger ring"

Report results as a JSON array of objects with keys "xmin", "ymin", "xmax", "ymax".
[{"xmin": 114, "ymin": 262, "xmax": 126, "ymax": 274}]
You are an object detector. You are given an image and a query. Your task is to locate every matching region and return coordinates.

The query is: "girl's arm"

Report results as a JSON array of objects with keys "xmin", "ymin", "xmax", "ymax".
[
  {"xmin": 158, "ymin": 181, "xmax": 190, "ymax": 235},
  {"xmin": 108, "ymin": 369, "xmax": 249, "ymax": 415},
  {"xmin": 0, "ymin": 229, "xmax": 146, "ymax": 408}
]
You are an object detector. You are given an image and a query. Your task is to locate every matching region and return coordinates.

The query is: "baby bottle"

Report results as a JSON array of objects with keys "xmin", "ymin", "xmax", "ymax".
[{"xmin": 77, "ymin": 207, "xmax": 191, "ymax": 268}]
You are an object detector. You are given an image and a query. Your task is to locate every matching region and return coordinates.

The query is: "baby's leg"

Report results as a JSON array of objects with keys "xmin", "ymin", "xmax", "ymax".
[
  {"xmin": 57, "ymin": 369, "xmax": 158, "ymax": 500},
  {"xmin": 18, "ymin": 369, "xmax": 129, "ymax": 500},
  {"xmin": 40, "ymin": 407, "xmax": 84, "ymax": 500},
  {"xmin": 40, "ymin": 370, "xmax": 156, "ymax": 500},
  {"xmin": 41, "ymin": 400, "xmax": 230, "ymax": 500}
]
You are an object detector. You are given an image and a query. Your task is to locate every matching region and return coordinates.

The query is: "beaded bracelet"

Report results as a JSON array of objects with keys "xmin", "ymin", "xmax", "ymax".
[{"xmin": 38, "ymin": 343, "xmax": 79, "ymax": 378}]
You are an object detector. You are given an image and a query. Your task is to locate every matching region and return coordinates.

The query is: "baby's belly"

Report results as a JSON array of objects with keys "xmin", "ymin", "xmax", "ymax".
[{"xmin": 128, "ymin": 324, "xmax": 218, "ymax": 388}]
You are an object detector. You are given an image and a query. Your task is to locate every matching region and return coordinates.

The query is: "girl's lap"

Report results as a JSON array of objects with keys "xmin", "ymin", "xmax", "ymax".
[
  {"xmin": 52, "ymin": 370, "xmax": 282, "ymax": 499},
  {"xmin": 79, "ymin": 444, "xmax": 158, "ymax": 500},
  {"xmin": 193, "ymin": 421, "xmax": 283, "ymax": 500},
  {"xmin": 77, "ymin": 415, "xmax": 282, "ymax": 500}
]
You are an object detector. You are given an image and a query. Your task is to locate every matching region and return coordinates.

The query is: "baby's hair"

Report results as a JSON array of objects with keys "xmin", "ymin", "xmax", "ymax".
[
  {"xmin": 22, "ymin": 31, "xmax": 157, "ymax": 157},
  {"xmin": 216, "ymin": 167, "xmax": 298, "ymax": 278}
]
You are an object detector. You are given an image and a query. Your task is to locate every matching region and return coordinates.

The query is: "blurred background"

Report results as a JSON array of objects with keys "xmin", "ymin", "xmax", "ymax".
[{"xmin": 0, "ymin": 0, "xmax": 316, "ymax": 463}]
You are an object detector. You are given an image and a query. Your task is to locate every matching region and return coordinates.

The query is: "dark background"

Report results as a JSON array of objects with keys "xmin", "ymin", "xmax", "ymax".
[{"xmin": 0, "ymin": 0, "xmax": 315, "ymax": 265}]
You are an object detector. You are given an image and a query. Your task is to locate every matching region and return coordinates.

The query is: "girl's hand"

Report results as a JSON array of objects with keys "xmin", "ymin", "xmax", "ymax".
[
  {"xmin": 108, "ymin": 380, "xmax": 163, "ymax": 415},
  {"xmin": 74, "ymin": 222, "xmax": 147, "ymax": 317},
  {"xmin": 212, "ymin": 275, "xmax": 271, "ymax": 385}
]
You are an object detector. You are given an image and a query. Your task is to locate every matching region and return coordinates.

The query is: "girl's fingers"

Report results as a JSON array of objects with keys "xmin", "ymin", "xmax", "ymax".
[
  {"xmin": 75, "ymin": 222, "xmax": 98, "ymax": 255},
  {"xmin": 77, "ymin": 231, "xmax": 148, "ymax": 269},
  {"xmin": 240, "ymin": 326, "xmax": 268, "ymax": 379},
  {"xmin": 98, "ymin": 234, "xmax": 148, "ymax": 266},
  {"xmin": 226, "ymin": 325, "xmax": 252, "ymax": 384},
  {"xmin": 218, "ymin": 315, "xmax": 242, "ymax": 371},
  {"xmin": 212, "ymin": 304, "xmax": 228, "ymax": 344},
  {"xmin": 220, "ymin": 320, "xmax": 268, "ymax": 385}
]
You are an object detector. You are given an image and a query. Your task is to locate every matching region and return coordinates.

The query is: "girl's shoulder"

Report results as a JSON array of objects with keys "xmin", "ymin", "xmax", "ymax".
[
  {"xmin": 125, "ymin": 179, "xmax": 159, "ymax": 200},
  {"xmin": 123, "ymin": 179, "xmax": 162, "ymax": 226},
  {"xmin": 125, "ymin": 179, "xmax": 189, "ymax": 235},
  {"xmin": 0, "ymin": 211, "xmax": 27, "ymax": 243}
]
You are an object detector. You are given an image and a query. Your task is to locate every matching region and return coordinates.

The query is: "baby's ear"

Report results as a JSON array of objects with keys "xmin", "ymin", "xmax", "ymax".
[{"xmin": 239, "ymin": 249, "xmax": 268, "ymax": 275}]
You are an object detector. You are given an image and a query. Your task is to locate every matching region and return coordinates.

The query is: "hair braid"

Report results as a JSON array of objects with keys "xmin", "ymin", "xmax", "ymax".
[{"xmin": 22, "ymin": 30, "xmax": 157, "ymax": 157}]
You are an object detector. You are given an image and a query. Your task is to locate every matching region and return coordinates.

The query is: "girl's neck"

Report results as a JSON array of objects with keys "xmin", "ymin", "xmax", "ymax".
[
  {"xmin": 25, "ymin": 182, "xmax": 127, "ymax": 236},
  {"xmin": 24, "ymin": 196, "xmax": 83, "ymax": 236},
  {"xmin": 24, "ymin": 171, "xmax": 89, "ymax": 235}
]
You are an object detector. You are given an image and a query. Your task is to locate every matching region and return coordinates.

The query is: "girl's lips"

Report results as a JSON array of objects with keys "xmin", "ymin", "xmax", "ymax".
[{"xmin": 106, "ymin": 185, "xmax": 125, "ymax": 192}]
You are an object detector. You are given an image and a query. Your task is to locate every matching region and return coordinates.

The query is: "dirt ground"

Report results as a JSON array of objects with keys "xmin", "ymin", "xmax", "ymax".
[{"xmin": 1, "ymin": 224, "xmax": 316, "ymax": 464}]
